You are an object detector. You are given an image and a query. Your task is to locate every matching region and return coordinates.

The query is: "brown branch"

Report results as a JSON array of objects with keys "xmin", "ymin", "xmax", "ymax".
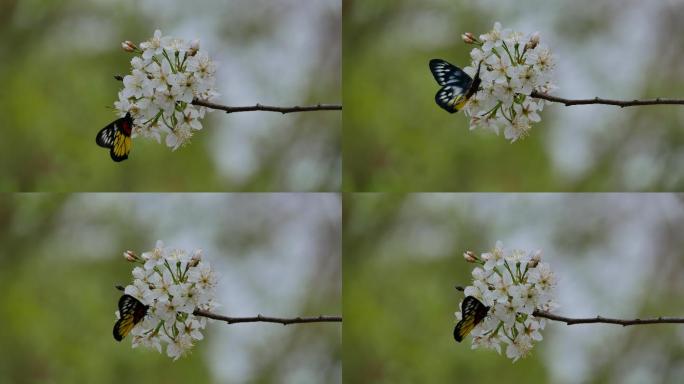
[
  {"xmin": 533, "ymin": 310, "xmax": 684, "ymax": 326},
  {"xmin": 193, "ymin": 309, "xmax": 342, "ymax": 325},
  {"xmin": 113, "ymin": 75, "xmax": 341, "ymax": 114},
  {"xmin": 454, "ymin": 286, "xmax": 684, "ymax": 326},
  {"xmin": 530, "ymin": 90, "xmax": 684, "ymax": 107},
  {"xmin": 191, "ymin": 99, "xmax": 341, "ymax": 114},
  {"xmin": 115, "ymin": 285, "xmax": 341, "ymax": 325}
]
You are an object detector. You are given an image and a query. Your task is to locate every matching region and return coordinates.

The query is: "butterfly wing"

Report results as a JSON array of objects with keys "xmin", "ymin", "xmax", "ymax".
[
  {"xmin": 96, "ymin": 113, "xmax": 133, "ymax": 162},
  {"xmin": 113, "ymin": 294, "xmax": 148, "ymax": 341},
  {"xmin": 429, "ymin": 59, "xmax": 474, "ymax": 114},
  {"xmin": 95, "ymin": 122, "xmax": 117, "ymax": 148},
  {"xmin": 111, "ymin": 132, "xmax": 132, "ymax": 162},
  {"xmin": 453, "ymin": 296, "xmax": 490, "ymax": 342}
]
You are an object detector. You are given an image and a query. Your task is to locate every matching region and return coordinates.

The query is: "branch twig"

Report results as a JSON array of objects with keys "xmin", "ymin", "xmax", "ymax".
[
  {"xmin": 454, "ymin": 286, "xmax": 684, "ymax": 326},
  {"xmin": 533, "ymin": 310, "xmax": 684, "ymax": 326},
  {"xmin": 116, "ymin": 285, "xmax": 341, "ymax": 325},
  {"xmin": 192, "ymin": 99, "xmax": 341, "ymax": 114},
  {"xmin": 193, "ymin": 309, "xmax": 342, "ymax": 325},
  {"xmin": 113, "ymin": 75, "xmax": 341, "ymax": 114},
  {"xmin": 530, "ymin": 90, "xmax": 684, "ymax": 107}
]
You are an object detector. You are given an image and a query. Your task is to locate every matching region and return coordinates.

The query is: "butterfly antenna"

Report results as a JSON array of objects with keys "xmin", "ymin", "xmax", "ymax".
[
  {"xmin": 454, "ymin": 285, "xmax": 465, "ymax": 292},
  {"xmin": 115, "ymin": 285, "xmax": 125, "ymax": 292}
]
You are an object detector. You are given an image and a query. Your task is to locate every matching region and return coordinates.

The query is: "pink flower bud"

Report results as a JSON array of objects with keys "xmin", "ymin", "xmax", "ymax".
[
  {"xmin": 123, "ymin": 250, "xmax": 138, "ymax": 262},
  {"xmin": 461, "ymin": 32, "xmax": 476, "ymax": 44},
  {"xmin": 463, "ymin": 251, "xmax": 478, "ymax": 263},
  {"xmin": 121, "ymin": 40, "xmax": 138, "ymax": 52}
]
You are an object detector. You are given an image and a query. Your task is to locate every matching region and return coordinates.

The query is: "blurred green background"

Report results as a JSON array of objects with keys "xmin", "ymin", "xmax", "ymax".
[
  {"xmin": 0, "ymin": 0, "xmax": 340, "ymax": 192},
  {"xmin": 343, "ymin": 0, "xmax": 684, "ymax": 191},
  {"xmin": 343, "ymin": 193, "xmax": 684, "ymax": 383},
  {"xmin": 0, "ymin": 193, "xmax": 341, "ymax": 384}
]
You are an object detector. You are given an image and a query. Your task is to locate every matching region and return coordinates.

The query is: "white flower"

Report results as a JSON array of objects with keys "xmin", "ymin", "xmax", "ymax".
[
  {"xmin": 166, "ymin": 333, "xmax": 194, "ymax": 360},
  {"xmin": 114, "ymin": 29, "xmax": 218, "ymax": 151},
  {"xmin": 520, "ymin": 319, "xmax": 543, "ymax": 342},
  {"xmin": 482, "ymin": 241, "xmax": 505, "ymax": 271},
  {"xmin": 142, "ymin": 240, "xmax": 166, "ymax": 269},
  {"xmin": 188, "ymin": 261, "xmax": 218, "ymax": 292},
  {"xmin": 490, "ymin": 272, "xmax": 514, "ymax": 303},
  {"xmin": 140, "ymin": 29, "xmax": 171, "ymax": 61},
  {"xmin": 505, "ymin": 334, "xmax": 533, "ymax": 362},
  {"xmin": 458, "ymin": 241, "xmax": 556, "ymax": 361},
  {"xmin": 183, "ymin": 319, "xmax": 205, "ymax": 341},
  {"xmin": 116, "ymin": 240, "xmax": 219, "ymax": 360},
  {"xmin": 462, "ymin": 23, "xmax": 556, "ymax": 142},
  {"xmin": 165, "ymin": 124, "xmax": 193, "ymax": 151},
  {"xmin": 493, "ymin": 300, "xmax": 517, "ymax": 325},
  {"xmin": 510, "ymin": 284, "xmax": 538, "ymax": 314},
  {"xmin": 514, "ymin": 100, "xmax": 541, "ymax": 123},
  {"xmin": 479, "ymin": 22, "xmax": 508, "ymax": 53},
  {"xmin": 528, "ymin": 262, "xmax": 556, "ymax": 292},
  {"xmin": 504, "ymin": 115, "xmax": 532, "ymax": 142}
]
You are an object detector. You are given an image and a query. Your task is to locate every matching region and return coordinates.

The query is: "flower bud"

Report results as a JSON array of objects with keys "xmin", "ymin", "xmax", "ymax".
[
  {"xmin": 461, "ymin": 32, "xmax": 476, "ymax": 44},
  {"xmin": 463, "ymin": 250, "xmax": 478, "ymax": 263},
  {"xmin": 121, "ymin": 40, "xmax": 138, "ymax": 52},
  {"xmin": 529, "ymin": 250, "xmax": 542, "ymax": 267},
  {"xmin": 123, "ymin": 250, "xmax": 139, "ymax": 262},
  {"xmin": 525, "ymin": 32, "xmax": 540, "ymax": 50},
  {"xmin": 189, "ymin": 249, "xmax": 203, "ymax": 267},
  {"xmin": 188, "ymin": 39, "xmax": 200, "ymax": 56}
]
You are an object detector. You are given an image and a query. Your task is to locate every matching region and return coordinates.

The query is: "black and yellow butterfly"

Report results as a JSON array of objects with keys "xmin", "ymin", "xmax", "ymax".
[
  {"xmin": 453, "ymin": 296, "xmax": 490, "ymax": 342},
  {"xmin": 429, "ymin": 59, "xmax": 482, "ymax": 113},
  {"xmin": 113, "ymin": 294, "xmax": 149, "ymax": 341},
  {"xmin": 96, "ymin": 112, "xmax": 133, "ymax": 162}
]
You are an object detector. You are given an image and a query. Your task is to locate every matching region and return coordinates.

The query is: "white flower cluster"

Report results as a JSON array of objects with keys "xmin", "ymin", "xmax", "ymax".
[
  {"xmin": 462, "ymin": 22, "xmax": 556, "ymax": 142},
  {"xmin": 458, "ymin": 241, "xmax": 557, "ymax": 362},
  {"xmin": 116, "ymin": 30, "xmax": 218, "ymax": 150},
  {"xmin": 121, "ymin": 240, "xmax": 219, "ymax": 360}
]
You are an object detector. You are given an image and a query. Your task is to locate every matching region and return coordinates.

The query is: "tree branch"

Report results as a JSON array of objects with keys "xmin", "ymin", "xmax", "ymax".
[
  {"xmin": 115, "ymin": 285, "xmax": 341, "ymax": 325},
  {"xmin": 113, "ymin": 75, "xmax": 341, "ymax": 114},
  {"xmin": 191, "ymin": 99, "xmax": 341, "ymax": 114},
  {"xmin": 530, "ymin": 90, "xmax": 684, "ymax": 107},
  {"xmin": 193, "ymin": 309, "xmax": 342, "ymax": 325},
  {"xmin": 454, "ymin": 286, "xmax": 684, "ymax": 326},
  {"xmin": 532, "ymin": 310, "xmax": 684, "ymax": 326}
]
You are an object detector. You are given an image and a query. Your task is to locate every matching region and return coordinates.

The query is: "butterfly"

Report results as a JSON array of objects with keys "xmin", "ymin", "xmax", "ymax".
[
  {"xmin": 113, "ymin": 294, "xmax": 149, "ymax": 341},
  {"xmin": 96, "ymin": 112, "xmax": 133, "ymax": 162},
  {"xmin": 429, "ymin": 59, "xmax": 482, "ymax": 113},
  {"xmin": 453, "ymin": 296, "xmax": 490, "ymax": 342}
]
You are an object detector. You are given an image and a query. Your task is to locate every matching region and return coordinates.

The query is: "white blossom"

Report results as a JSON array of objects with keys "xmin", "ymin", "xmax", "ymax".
[
  {"xmin": 118, "ymin": 240, "xmax": 219, "ymax": 360},
  {"xmin": 115, "ymin": 29, "xmax": 218, "ymax": 150},
  {"xmin": 457, "ymin": 241, "xmax": 557, "ymax": 361},
  {"xmin": 462, "ymin": 22, "xmax": 556, "ymax": 142}
]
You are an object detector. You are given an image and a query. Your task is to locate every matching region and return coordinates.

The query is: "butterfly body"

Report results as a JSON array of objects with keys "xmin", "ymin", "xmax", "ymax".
[
  {"xmin": 96, "ymin": 113, "xmax": 133, "ymax": 162},
  {"xmin": 113, "ymin": 294, "xmax": 148, "ymax": 341},
  {"xmin": 453, "ymin": 296, "xmax": 489, "ymax": 342},
  {"xmin": 429, "ymin": 59, "xmax": 482, "ymax": 113}
]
